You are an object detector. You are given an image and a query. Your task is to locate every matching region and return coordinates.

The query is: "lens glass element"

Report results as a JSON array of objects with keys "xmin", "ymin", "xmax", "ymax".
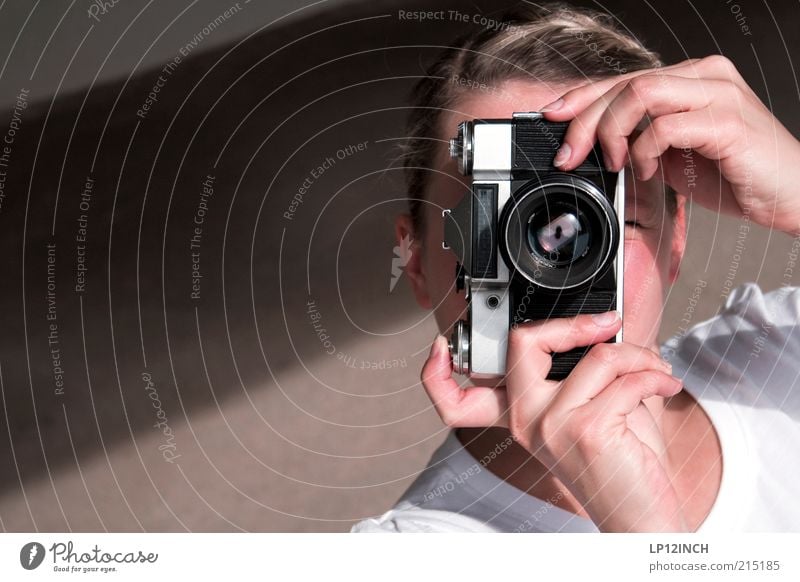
[
  {"xmin": 527, "ymin": 210, "xmax": 589, "ymax": 265},
  {"xmin": 500, "ymin": 176, "xmax": 618, "ymax": 290}
]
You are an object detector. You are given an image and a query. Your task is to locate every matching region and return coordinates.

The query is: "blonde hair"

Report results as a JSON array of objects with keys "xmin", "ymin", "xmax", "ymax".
[{"xmin": 403, "ymin": 2, "xmax": 674, "ymax": 234}]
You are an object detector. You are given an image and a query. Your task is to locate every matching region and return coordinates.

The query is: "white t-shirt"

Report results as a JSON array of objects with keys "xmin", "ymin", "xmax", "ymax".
[{"xmin": 351, "ymin": 283, "xmax": 800, "ymax": 533}]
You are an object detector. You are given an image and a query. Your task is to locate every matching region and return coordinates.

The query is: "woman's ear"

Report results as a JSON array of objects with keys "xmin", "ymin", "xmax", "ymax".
[
  {"xmin": 395, "ymin": 213, "xmax": 432, "ymax": 309},
  {"xmin": 668, "ymin": 195, "xmax": 688, "ymax": 284}
]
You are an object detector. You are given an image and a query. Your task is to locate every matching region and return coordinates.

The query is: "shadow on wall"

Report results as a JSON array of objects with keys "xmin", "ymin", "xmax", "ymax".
[{"xmin": 0, "ymin": 0, "xmax": 797, "ymax": 530}]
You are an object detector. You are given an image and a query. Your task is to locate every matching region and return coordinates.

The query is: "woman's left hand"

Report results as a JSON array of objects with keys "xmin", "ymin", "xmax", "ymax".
[{"xmin": 541, "ymin": 55, "xmax": 800, "ymax": 236}]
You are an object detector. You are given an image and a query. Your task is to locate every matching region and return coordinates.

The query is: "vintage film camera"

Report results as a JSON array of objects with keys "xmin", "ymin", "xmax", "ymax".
[{"xmin": 442, "ymin": 112, "xmax": 624, "ymax": 380}]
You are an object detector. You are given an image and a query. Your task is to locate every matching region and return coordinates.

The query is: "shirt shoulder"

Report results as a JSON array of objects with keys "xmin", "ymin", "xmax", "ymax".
[
  {"xmin": 349, "ymin": 431, "xmax": 598, "ymax": 533},
  {"xmin": 663, "ymin": 282, "xmax": 800, "ymax": 416},
  {"xmin": 349, "ymin": 437, "xmax": 503, "ymax": 533},
  {"xmin": 350, "ymin": 501, "xmax": 498, "ymax": 533}
]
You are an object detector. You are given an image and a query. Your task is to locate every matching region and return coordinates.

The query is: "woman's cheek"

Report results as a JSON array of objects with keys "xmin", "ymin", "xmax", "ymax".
[
  {"xmin": 436, "ymin": 289, "xmax": 468, "ymax": 335},
  {"xmin": 622, "ymin": 238, "xmax": 664, "ymax": 346}
]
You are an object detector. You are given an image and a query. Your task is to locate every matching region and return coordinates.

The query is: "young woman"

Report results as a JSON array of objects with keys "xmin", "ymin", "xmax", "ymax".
[{"xmin": 352, "ymin": 4, "xmax": 800, "ymax": 532}]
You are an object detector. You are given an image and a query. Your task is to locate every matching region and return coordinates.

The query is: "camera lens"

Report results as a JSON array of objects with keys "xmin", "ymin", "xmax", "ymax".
[
  {"xmin": 527, "ymin": 210, "xmax": 589, "ymax": 266},
  {"xmin": 499, "ymin": 175, "xmax": 618, "ymax": 290}
]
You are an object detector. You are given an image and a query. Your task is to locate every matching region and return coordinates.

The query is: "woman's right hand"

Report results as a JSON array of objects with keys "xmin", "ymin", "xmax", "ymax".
[{"xmin": 421, "ymin": 311, "xmax": 687, "ymax": 532}]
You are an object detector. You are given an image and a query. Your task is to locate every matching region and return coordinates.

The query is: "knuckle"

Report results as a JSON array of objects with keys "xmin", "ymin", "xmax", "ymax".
[
  {"xmin": 642, "ymin": 370, "xmax": 668, "ymax": 391},
  {"xmin": 628, "ymin": 346, "xmax": 662, "ymax": 370},
  {"xmin": 419, "ymin": 363, "xmax": 435, "ymax": 387},
  {"xmin": 720, "ymin": 79, "xmax": 742, "ymax": 101},
  {"xmin": 628, "ymin": 343, "xmax": 652, "ymax": 358},
  {"xmin": 419, "ymin": 368, "xmax": 430, "ymax": 388},
  {"xmin": 527, "ymin": 410, "xmax": 554, "ymax": 448},
  {"xmin": 436, "ymin": 405, "xmax": 461, "ymax": 428},
  {"xmin": 508, "ymin": 320, "xmax": 543, "ymax": 350},
  {"xmin": 587, "ymin": 342, "xmax": 618, "ymax": 365},
  {"xmin": 629, "ymin": 370, "xmax": 668, "ymax": 398},
  {"xmin": 627, "ymin": 75, "xmax": 657, "ymax": 100},
  {"xmin": 703, "ymin": 54, "xmax": 736, "ymax": 74},
  {"xmin": 646, "ymin": 348, "xmax": 666, "ymax": 368}
]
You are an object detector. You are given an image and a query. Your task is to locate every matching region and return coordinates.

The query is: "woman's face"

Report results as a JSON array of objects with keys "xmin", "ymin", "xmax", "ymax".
[{"xmin": 398, "ymin": 79, "xmax": 686, "ymax": 385}]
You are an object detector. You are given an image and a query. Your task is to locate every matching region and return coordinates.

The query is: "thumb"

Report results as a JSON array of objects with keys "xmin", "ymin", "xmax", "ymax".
[
  {"xmin": 506, "ymin": 311, "xmax": 622, "ymax": 380},
  {"xmin": 421, "ymin": 335, "xmax": 509, "ymax": 428}
]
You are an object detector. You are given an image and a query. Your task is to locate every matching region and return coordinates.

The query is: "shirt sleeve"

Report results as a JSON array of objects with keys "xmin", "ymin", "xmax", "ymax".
[
  {"xmin": 667, "ymin": 282, "xmax": 800, "ymax": 422},
  {"xmin": 349, "ymin": 504, "xmax": 498, "ymax": 533}
]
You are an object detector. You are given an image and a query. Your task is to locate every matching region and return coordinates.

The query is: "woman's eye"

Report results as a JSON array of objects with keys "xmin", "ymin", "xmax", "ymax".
[{"xmin": 625, "ymin": 220, "xmax": 642, "ymax": 228}]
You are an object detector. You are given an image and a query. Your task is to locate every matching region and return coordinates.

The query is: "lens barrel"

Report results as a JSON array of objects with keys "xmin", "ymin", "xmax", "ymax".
[{"xmin": 499, "ymin": 174, "xmax": 619, "ymax": 290}]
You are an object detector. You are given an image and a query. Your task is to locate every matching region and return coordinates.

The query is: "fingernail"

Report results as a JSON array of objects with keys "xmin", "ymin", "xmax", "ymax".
[
  {"xmin": 430, "ymin": 334, "xmax": 446, "ymax": 359},
  {"xmin": 540, "ymin": 98, "xmax": 564, "ymax": 112},
  {"xmin": 602, "ymin": 152, "xmax": 615, "ymax": 172},
  {"xmin": 661, "ymin": 358, "xmax": 673, "ymax": 373},
  {"xmin": 553, "ymin": 143, "xmax": 571, "ymax": 167},
  {"xmin": 592, "ymin": 311, "xmax": 620, "ymax": 326}
]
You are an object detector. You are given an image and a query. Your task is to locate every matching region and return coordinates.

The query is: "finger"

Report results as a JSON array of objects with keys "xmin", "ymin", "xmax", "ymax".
[
  {"xmin": 582, "ymin": 370, "xmax": 682, "ymax": 421},
  {"xmin": 542, "ymin": 55, "xmax": 747, "ymax": 123},
  {"xmin": 555, "ymin": 75, "xmax": 739, "ymax": 172},
  {"xmin": 595, "ymin": 77, "xmax": 737, "ymax": 172},
  {"xmin": 550, "ymin": 81, "xmax": 630, "ymax": 171},
  {"xmin": 421, "ymin": 335, "xmax": 509, "ymax": 428},
  {"xmin": 503, "ymin": 312, "xmax": 622, "ymax": 425},
  {"xmin": 629, "ymin": 109, "xmax": 744, "ymax": 180},
  {"xmin": 556, "ymin": 371, "xmax": 681, "ymax": 473},
  {"xmin": 656, "ymin": 148, "xmax": 740, "ymax": 216},
  {"xmin": 551, "ymin": 343, "xmax": 672, "ymax": 411},
  {"xmin": 543, "ymin": 55, "xmax": 750, "ymax": 169},
  {"xmin": 541, "ymin": 59, "xmax": 704, "ymax": 120},
  {"xmin": 505, "ymin": 311, "xmax": 622, "ymax": 379}
]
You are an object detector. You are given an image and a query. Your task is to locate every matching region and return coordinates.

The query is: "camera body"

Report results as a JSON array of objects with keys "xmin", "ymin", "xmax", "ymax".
[{"xmin": 443, "ymin": 112, "xmax": 624, "ymax": 380}]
